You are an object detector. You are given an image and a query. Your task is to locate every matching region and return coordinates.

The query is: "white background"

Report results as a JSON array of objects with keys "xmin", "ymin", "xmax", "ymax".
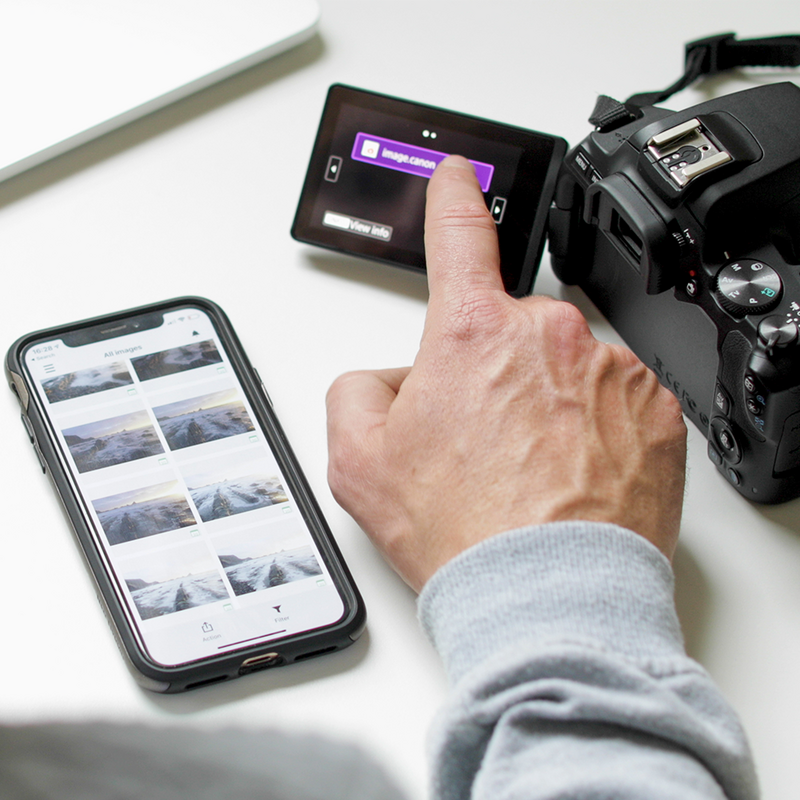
[{"xmin": 2, "ymin": 2, "xmax": 800, "ymax": 798}]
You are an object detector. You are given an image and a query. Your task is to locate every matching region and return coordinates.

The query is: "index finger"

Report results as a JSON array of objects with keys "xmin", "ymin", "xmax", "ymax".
[{"xmin": 424, "ymin": 156, "xmax": 505, "ymax": 320}]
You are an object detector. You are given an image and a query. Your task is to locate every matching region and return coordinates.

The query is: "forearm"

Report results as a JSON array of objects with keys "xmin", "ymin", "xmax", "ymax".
[{"xmin": 419, "ymin": 523, "xmax": 758, "ymax": 800}]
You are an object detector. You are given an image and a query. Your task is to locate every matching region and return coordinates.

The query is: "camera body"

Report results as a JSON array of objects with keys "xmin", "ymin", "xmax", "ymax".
[{"xmin": 549, "ymin": 82, "xmax": 800, "ymax": 503}]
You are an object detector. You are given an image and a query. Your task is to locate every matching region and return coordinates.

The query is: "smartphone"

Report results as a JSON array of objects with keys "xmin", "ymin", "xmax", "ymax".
[
  {"xmin": 292, "ymin": 84, "xmax": 567, "ymax": 297},
  {"xmin": 6, "ymin": 297, "xmax": 365, "ymax": 692}
]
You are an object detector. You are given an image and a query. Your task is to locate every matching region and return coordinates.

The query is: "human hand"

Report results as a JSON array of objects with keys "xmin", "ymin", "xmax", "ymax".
[{"xmin": 326, "ymin": 156, "xmax": 687, "ymax": 592}]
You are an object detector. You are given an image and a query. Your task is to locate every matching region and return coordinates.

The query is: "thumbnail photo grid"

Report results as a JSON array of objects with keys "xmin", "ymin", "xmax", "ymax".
[
  {"xmin": 118, "ymin": 529, "xmax": 322, "ymax": 622},
  {"xmin": 38, "ymin": 338, "xmax": 326, "ymax": 622}
]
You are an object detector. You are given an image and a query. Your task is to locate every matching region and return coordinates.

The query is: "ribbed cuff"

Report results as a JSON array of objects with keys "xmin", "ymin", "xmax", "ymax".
[{"xmin": 418, "ymin": 522, "xmax": 685, "ymax": 686}]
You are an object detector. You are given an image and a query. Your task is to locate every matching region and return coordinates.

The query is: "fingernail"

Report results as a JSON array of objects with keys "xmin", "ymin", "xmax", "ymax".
[{"xmin": 440, "ymin": 154, "xmax": 474, "ymax": 170}]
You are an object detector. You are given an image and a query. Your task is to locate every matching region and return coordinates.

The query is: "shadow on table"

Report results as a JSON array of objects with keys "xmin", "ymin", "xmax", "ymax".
[
  {"xmin": 304, "ymin": 251, "xmax": 430, "ymax": 304},
  {"xmin": 673, "ymin": 543, "xmax": 713, "ymax": 664}
]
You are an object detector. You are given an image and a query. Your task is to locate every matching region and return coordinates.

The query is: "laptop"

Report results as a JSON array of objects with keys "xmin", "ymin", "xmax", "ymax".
[{"xmin": 0, "ymin": 0, "xmax": 320, "ymax": 184}]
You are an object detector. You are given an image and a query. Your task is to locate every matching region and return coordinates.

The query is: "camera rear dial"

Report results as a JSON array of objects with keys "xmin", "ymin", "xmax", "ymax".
[{"xmin": 709, "ymin": 416, "xmax": 741, "ymax": 464}]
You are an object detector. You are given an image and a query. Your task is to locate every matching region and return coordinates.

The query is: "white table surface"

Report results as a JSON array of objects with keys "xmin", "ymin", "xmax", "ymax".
[{"xmin": 2, "ymin": 2, "xmax": 800, "ymax": 798}]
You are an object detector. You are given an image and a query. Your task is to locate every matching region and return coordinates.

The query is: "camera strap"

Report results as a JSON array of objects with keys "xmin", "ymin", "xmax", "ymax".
[{"xmin": 590, "ymin": 32, "xmax": 800, "ymax": 132}]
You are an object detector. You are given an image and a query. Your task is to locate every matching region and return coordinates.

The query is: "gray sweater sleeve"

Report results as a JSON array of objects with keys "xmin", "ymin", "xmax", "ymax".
[{"xmin": 418, "ymin": 522, "xmax": 759, "ymax": 800}]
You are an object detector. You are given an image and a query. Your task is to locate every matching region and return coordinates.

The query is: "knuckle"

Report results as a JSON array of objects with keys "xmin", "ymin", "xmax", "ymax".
[
  {"xmin": 596, "ymin": 343, "xmax": 684, "ymax": 416},
  {"xmin": 325, "ymin": 376, "xmax": 344, "ymax": 409},
  {"xmin": 524, "ymin": 297, "xmax": 593, "ymax": 345},
  {"xmin": 434, "ymin": 199, "xmax": 496, "ymax": 230},
  {"xmin": 613, "ymin": 349, "xmax": 687, "ymax": 442},
  {"xmin": 326, "ymin": 434, "xmax": 366, "ymax": 505},
  {"xmin": 326, "ymin": 456, "xmax": 350, "ymax": 502},
  {"xmin": 326, "ymin": 370, "xmax": 371, "ymax": 413},
  {"xmin": 658, "ymin": 385, "xmax": 688, "ymax": 436},
  {"xmin": 542, "ymin": 298, "xmax": 590, "ymax": 331}
]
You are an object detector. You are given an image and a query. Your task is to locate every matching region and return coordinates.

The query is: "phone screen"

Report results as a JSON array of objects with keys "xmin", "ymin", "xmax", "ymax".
[
  {"xmin": 292, "ymin": 85, "xmax": 567, "ymax": 296},
  {"xmin": 20, "ymin": 304, "xmax": 346, "ymax": 669}
]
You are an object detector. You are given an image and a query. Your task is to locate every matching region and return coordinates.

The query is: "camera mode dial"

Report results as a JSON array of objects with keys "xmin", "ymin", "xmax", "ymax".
[{"xmin": 715, "ymin": 259, "xmax": 782, "ymax": 317}]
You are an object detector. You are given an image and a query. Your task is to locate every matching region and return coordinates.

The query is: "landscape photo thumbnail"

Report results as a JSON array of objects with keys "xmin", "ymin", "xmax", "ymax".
[
  {"xmin": 42, "ymin": 361, "xmax": 133, "ymax": 403},
  {"xmin": 131, "ymin": 340, "xmax": 222, "ymax": 382},
  {"xmin": 186, "ymin": 470, "xmax": 288, "ymax": 523},
  {"xmin": 121, "ymin": 543, "xmax": 229, "ymax": 620},
  {"xmin": 126, "ymin": 569, "xmax": 229, "ymax": 620},
  {"xmin": 153, "ymin": 389, "xmax": 254, "ymax": 451},
  {"xmin": 220, "ymin": 544, "xmax": 323, "ymax": 596},
  {"xmin": 63, "ymin": 410, "xmax": 164, "ymax": 473},
  {"xmin": 93, "ymin": 480, "xmax": 197, "ymax": 545}
]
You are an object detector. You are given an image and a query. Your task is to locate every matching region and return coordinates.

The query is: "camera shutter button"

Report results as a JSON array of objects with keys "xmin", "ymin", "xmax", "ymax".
[
  {"xmin": 715, "ymin": 259, "xmax": 782, "ymax": 316},
  {"xmin": 757, "ymin": 316, "xmax": 798, "ymax": 349}
]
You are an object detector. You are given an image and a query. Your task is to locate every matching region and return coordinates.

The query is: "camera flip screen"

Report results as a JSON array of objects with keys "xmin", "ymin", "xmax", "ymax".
[{"xmin": 292, "ymin": 85, "xmax": 566, "ymax": 296}]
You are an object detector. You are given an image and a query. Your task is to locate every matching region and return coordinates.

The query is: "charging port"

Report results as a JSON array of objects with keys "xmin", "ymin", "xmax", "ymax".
[
  {"xmin": 239, "ymin": 652, "xmax": 283, "ymax": 675},
  {"xmin": 611, "ymin": 211, "xmax": 644, "ymax": 265}
]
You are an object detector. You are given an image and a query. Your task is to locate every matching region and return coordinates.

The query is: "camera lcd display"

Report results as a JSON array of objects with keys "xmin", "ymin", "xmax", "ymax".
[{"xmin": 292, "ymin": 85, "xmax": 566, "ymax": 297}]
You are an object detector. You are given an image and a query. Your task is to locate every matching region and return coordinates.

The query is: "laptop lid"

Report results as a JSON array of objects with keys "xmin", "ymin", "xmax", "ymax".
[{"xmin": 0, "ymin": 0, "xmax": 320, "ymax": 184}]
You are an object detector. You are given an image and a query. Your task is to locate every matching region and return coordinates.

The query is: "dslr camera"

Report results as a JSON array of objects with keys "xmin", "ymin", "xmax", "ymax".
[
  {"xmin": 293, "ymin": 33, "xmax": 800, "ymax": 503},
  {"xmin": 548, "ymin": 35, "xmax": 800, "ymax": 503}
]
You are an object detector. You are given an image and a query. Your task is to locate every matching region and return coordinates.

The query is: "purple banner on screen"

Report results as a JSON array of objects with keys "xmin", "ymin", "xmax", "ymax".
[{"xmin": 351, "ymin": 132, "xmax": 495, "ymax": 192}]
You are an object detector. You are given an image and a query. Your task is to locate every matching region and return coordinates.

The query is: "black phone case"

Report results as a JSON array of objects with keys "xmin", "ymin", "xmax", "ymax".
[{"xmin": 6, "ymin": 296, "xmax": 365, "ymax": 692}]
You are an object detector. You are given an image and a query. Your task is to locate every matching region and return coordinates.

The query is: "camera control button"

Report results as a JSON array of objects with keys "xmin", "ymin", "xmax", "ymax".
[
  {"xmin": 707, "ymin": 441, "xmax": 724, "ymax": 467},
  {"xmin": 743, "ymin": 373, "xmax": 759, "ymax": 394},
  {"xmin": 490, "ymin": 197, "xmax": 507, "ymax": 224},
  {"xmin": 710, "ymin": 416, "xmax": 742, "ymax": 464},
  {"xmin": 325, "ymin": 156, "xmax": 343, "ymax": 182},
  {"xmin": 716, "ymin": 259, "xmax": 782, "ymax": 316},
  {"xmin": 746, "ymin": 397, "xmax": 764, "ymax": 416},
  {"xmin": 32, "ymin": 442, "xmax": 47, "ymax": 474},
  {"xmin": 727, "ymin": 468, "xmax": 742, "ymax": 486},
  {"xmin": 713, "ymin": 383, "xmax": 730, "ymax": 415},
  {"xmin": 573, "ymin": 150, "xmax": 595, "ymax": 178},
  {"xmin": 757, "ymin": 316, "xmax": 798, "ymax": 349},
  {"xmin": 20, "ymin": 413, "xmax": 35, "ymax": 443}
]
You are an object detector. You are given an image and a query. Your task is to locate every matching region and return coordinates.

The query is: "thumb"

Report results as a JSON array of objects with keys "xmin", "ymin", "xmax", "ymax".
[
  {"xmin": 423, "ymin": 155, "xmax": 505, "ymax": 335},
  {"xmin": 326, "ymin": 367, "xmax": 410, "ymax": 501}
]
